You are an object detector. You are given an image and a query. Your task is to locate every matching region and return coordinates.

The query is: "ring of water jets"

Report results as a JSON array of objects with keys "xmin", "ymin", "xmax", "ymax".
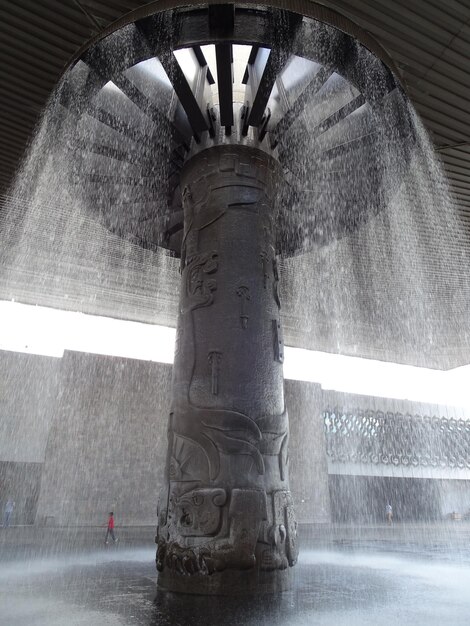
[{"xmin": 60, "ymin": 1, "xmax": 415, "ymax": 258}]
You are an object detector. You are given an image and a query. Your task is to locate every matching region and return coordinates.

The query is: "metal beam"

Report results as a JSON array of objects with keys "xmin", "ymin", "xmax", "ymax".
[
  {"xmin": 248, "ymin": 12, "xmax": 302, "ymax": 127},
  {"xmin": 86, "ymin": 105, "xmax": 158, "ymax": 151},
  {"xmin": 158, "ymin": 52, "xmax": 209, "ymax": 138},
  {"xmin": 310, "ymin": 94, "xmax": 367, "ymax": 141},
  {"xmin": 112, "ymin": 74, "xmax": 188, "ymax": 146},
  {"xmin": 207, "ymin": 5, "xmax": 235, "ymax": 129},
  {"xmin": 271, "ymin": 66, "xmax": 334, "ymax": 146},
  {"xmin": 193, "ymin": 45, "xmax": 215, "ymax": 84},
  {"xmin": 215, "ymin": 43, "xmax": 233, "ymax": 128}
]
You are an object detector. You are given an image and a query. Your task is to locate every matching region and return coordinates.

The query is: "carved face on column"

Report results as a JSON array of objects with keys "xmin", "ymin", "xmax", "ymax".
[{"xmin": 174, "ymin": 488, "xmax": 226, "ymax": 535}]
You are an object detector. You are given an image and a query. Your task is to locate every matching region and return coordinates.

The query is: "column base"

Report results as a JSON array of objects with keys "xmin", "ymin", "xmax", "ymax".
[{"xmin": 157, "ymin": 567, "xmax": 291, "ymax": 595}]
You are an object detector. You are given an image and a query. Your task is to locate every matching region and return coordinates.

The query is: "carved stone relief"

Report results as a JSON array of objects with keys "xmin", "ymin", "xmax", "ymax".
[
  {"xmin": 157, "ymin": 145, "xmax": 297, "ymax": 592},
  {"xmin": 181, "ymin": 251, "xmax": 218, "ymax": 314},
  {"xmin": 236, "ymin": 285, "xmax": 250, "ymax": 329},
  {"xmin": 170, "ymin": 405, "xmax": 265, "ymax": 482},
  {"xmin": 257, "ymin": 490, "xmax": 298, "ymax": 571},
  {"xmin": 272, "ymin": 319, "xmax": 284, "ymax": 363},
  {"xmin": 157, "ymin": 488, "xmax": 267, "ymax": 575},
  {"xmin": 208, "ymin": 351, "xmax": 222, "ymax": 395},
  {"xmin": 272, "ymin": 258, "xmax": 281, "ymax": 309},
  {"xmin": 260, "ymin": 250, "xmax": 269, "ymax": 289}
]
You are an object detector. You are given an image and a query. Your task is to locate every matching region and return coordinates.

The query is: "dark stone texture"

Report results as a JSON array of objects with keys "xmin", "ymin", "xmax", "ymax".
[{"xmin": 156, "ymin": 145, "xmax": 298, "ymax": 593}]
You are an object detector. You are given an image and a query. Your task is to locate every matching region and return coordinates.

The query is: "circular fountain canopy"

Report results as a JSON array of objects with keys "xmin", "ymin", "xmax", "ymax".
[{"xmin": 63, "ymin": 4, "xmax": 415, "ymax": 257}]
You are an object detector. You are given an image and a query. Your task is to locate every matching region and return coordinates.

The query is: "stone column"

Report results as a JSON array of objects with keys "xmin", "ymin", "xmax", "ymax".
[{"xmin": 156, "ymin": 145, "xmax": 298, "ymax": 594}]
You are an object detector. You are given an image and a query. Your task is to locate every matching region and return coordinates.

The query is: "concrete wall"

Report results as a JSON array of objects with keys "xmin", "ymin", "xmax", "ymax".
[
  {"xmin": 439, "ymin": 480, "xmax": 470, "ymax": 517},
  {"xmin": 286, "ymin": 380, "xmax": 331, "ymax": 524},
  {"xmin": 0, "ymin": 461, "xmax": 42, "ymax": 525},
  {"xmin": 0, "ymin": 349, "xmax": 332, "ymax": 526},
  {"xmin": 2, "ymin": 348, "xmax": 469, "ymax": 526},
  {"xmin": 0, "ymin": 350, "xmax": 60, "ymax": 523},
  {"xmin": 34, "ymin": 354, "xmax": 332, "ymax": 526},
  {"xmin": 328, "ymin": 474, "xmax": 442, "ymax": 522},
  {"xmin": 36, "ymin": 351, "xmax": 171, "ymax": 526},
  {"xmin": 0, "ymin": 350, "xmax": 60, "ymax": 463}
]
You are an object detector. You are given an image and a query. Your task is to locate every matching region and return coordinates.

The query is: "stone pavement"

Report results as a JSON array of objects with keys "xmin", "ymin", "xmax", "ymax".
[
  {"xmin": 1, "ymin": 526, "xmax": 470, "ymax": 626},
  {"xmin": 2, "ymin": 522, "xmax": 470, "ymax": 562}
]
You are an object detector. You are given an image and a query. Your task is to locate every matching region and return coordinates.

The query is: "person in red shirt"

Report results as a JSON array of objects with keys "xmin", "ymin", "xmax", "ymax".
[{"xmin": 104, "ymin": 512, "xmax": 118, "ymax": 544}]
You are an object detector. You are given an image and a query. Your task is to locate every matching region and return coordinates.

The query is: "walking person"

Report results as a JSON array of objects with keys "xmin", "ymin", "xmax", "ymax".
[
  {"xmin": 3, "ymin": 499, "xmax": 15, "ymax": 527},
  {"xmin": 104, "ymin": 511, "xmax": 118, "ymax": 544},
  {"xmin": 386, "ymin": 502, "xmax": 393, "ymax": 526}
]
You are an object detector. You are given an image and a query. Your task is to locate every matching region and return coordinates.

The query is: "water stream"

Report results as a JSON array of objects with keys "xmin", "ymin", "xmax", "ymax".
[{"xmin": 0, "ymin": 5, "xmax": 469, "ymax": 624}]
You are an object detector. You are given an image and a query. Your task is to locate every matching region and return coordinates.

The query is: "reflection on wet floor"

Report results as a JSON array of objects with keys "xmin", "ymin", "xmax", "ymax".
[{"xmin": 1, "ymin": 544, "xmax": 470, "ymax": 626}]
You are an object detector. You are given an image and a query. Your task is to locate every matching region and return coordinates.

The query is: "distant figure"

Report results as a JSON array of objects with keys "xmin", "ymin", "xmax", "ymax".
[
  {"xmin": 104, "ymin": 511, "xmax": 118, "ymax": 544},
  {"xmin": 3, "ymin": 499, "xmax": 15, "ymax": 527},
  {"xmin": 386, "ymin": 503, "xmax": 393, "ymax": 526}
]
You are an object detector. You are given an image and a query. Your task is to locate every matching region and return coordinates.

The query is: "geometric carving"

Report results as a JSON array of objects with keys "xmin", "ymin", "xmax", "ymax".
[
  {"xmin": 174, "ymin": 487, "xmax": 227, "ymax": 537},
  {"xmin": 156, "ymin": 488, "xmax": 267, "ymax": 575},
  {"xmin": 257, "ymin": 490, "xmax": 298, "ymax": 571},
  {"xmin": 272, "ymin": 319, "xmax": 284, "ymax": 363},
  {"xmin": 236, "ymin": 285, "xmax": 250, "ymax": 329},
  {"xmin": 272, "ymin": 258, "xmax": 280, "ymax": 309},
  {"xmin": 273, "ymin": 490, "xmax": 298, "ymax": 567},
  {"xmin": 324, "ymin": 408, "xmax": 470, "ymax": 469},
  {"xmin": 260, "ymin": 250, "xmax": 269, "ymax": 288},
  {"xmin": 181, "ymin": 251, "xmax": 218, "ymax": 314},
  {"xmin": 208, "ymin": 350, "xmax": 222, "ymax": 395},
  {"xmin": 157, "ymin": 486, "xmax": 299, "ymax": 577},
  {"xmin": 168, "ymin": 436, "xmax": 195, "ymax": 481},
  {"xmin": 170, "ymin": 406, "xmax": 265, "ymax": 481},
  {"xmin": 257, "ymin": 409, "xmax": 289, "ymax": 481}
]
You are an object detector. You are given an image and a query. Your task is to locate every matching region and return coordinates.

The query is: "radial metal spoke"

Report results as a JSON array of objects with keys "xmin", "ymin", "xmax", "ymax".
[
  {"xmin": 193, "ymin": 45, "xmax": 215, "ymax": 84},
  {"xmin": 85, "ymin": 105, "xmax": 168, "ymax": 153},
  {"xmin": 322, "ymin": 132, "xmax": 375, "ymax": 157},
  {"xmin": 215, "ymin": 43, "xmax": 233, "ymax": 129},
  {"xmin": 84, "ymin": 185, "xmax": 165, "ymax": 203},
  {"xmin": 111, "ymin": 74, "xmax": 188, "ymax": 146},
  {"xmin": 247, "ymin": 13, "xmax": 302, "ymax": 127},
  {"xmin": 158, "ymin": 52, "xmax": 209, "ymax": 138},
  {"xmin": 271, "ymin": 66, "xmax": 334, "ymax": 146},
  {"xmin": 81, "ymin": 173, "xmax": 158, "ymax": 186},
  {"xmin": 74, "ymin": 139, "xmax": 137, "ymax": 164},
  {"xmin": 278, "ymin": 93, "xmax": 367, "ymax": 155},
  {"xmin": 311, "ymin": 94, "xmax": 367, "ymax": 140},
  {"xmin": 247, "ymin": 47, "xmax": 289, "ymax": 127}
]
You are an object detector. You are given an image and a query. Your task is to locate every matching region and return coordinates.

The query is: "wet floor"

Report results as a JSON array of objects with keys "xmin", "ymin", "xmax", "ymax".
[{"xmin": 1, "ymin": 541, "xmax": 470, "ymax": 626}]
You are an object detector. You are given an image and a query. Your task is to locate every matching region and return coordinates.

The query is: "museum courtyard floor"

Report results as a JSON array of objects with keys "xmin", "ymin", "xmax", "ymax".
[{"xmin": 1, "ymin": 524, "xmax": 470, "ymax": 626}]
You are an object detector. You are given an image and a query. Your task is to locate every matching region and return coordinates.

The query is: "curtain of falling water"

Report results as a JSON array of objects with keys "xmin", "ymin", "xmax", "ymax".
[
  {"xmin": 0, "ymin": 14, "xmax": 469, "ymax": 537},
  {"xmin": 0, "ymin": 24, "xmax": 178, "ymax": 532}
]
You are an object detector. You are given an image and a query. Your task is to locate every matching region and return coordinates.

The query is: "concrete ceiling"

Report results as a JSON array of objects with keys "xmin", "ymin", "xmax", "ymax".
[{"xmin": 0, "ymin": 0, "xmax": 469, "ymax": 368}]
